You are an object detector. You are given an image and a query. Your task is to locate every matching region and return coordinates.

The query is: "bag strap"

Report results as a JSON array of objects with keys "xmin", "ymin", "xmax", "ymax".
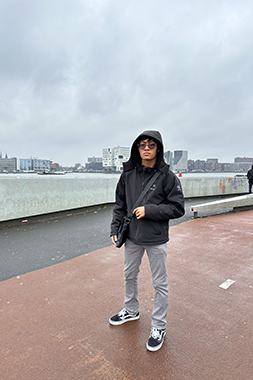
[{"xmin": 127, "ymin": 171, "xmax": 161, "ymax": 218}]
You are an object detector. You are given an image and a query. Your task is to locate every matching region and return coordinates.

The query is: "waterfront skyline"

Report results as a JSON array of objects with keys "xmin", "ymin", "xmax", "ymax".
[
  {"xmin": 1, "ymin": 150, "xmax": 252, "ymax": 172},
  {"xmin": 1, "ymin": 0, "xmax": 252, "ymax": 166}
]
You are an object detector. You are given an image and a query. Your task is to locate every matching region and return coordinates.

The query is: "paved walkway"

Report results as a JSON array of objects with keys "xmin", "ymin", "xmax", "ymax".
[{"xmin": 1, "ymin": 210, "xmax": 253, "ymax": 380}]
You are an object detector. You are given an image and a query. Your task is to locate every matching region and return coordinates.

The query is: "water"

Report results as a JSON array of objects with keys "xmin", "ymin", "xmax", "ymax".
[
  {"xmin": 0, "ymin": 172, "xmax": 121, "ymax": 179},
  {"xmin": 0, "ymin": 172, "xmax": 247, "ymax": 180}
]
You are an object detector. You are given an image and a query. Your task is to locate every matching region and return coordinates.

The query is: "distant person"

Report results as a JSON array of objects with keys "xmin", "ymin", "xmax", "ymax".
[
  {"xmin": 109, "ymin": 130, "xmax": 185, "ymax": 352},
  {"xmin": 247, "ymin": 165, "xmax": 253, "ymax": 193}
]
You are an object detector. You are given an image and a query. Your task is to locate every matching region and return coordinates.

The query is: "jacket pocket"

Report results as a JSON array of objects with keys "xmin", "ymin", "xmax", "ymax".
[{"xmin": 135, "ymin": 219, "xmax": 162, "ymax": 241}]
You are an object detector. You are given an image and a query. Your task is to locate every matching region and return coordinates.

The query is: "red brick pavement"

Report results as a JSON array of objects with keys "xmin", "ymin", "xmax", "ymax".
[{"xmin": 1, "ymin": 210, "xmax": 253, "ymax": 380}]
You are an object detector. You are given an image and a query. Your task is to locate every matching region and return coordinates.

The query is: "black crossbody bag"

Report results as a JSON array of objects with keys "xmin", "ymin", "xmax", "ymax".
[{"xmin": 116, "ymin": 171, "xmax": 161, "ymax": 248}]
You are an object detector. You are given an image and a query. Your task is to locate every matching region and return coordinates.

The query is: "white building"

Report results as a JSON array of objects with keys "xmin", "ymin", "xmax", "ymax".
[
  {"xmin": 173, "ymin": 150, "xmax": 188, "ymax": 172},
  {"xmin": 102, "ymin": 148, "xmax": 114, "ymax": 169},
  {"xmin": 113, "ymin": 146, "xmax": 130, "ymax": 171},
  {"xmin": 103, "ymin": 146, "xmax": 130, "ymax": 171},
  {"xmin": 17, "ymin": 158, "xmax": 52, "ymax": 172}
]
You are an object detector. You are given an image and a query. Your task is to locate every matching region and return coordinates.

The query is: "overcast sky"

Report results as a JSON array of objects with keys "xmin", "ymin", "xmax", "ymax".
[{"xmin": 0, "ymin": 0, "xmax": 252, "ymax": 166}]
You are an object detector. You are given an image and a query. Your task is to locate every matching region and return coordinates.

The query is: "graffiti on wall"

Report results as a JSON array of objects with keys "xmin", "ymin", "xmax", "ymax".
[
  {"xmin": 219, "ymin": 177, "xmax": 248, "ymax": 193},
  {"xmin": 219, "ymin": 179, "xmax": 225, "ymax": 193}
]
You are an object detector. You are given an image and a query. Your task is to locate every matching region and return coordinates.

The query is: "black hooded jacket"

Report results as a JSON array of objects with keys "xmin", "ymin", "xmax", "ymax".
[{"xmin": 110, "ymin": 130, "xmax": 185, "ymax": 245}]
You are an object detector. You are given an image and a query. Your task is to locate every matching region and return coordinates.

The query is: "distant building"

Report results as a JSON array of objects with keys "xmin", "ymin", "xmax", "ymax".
[
  {"xmin": 85, "ymin": 156, "xmax": 103, "ymax": 171},
  {"xmin": 173, "ymin": 150, "xmax": 188, "ymax": 172},
  {"xmin": 187, "ymin": 157, "xmax": 251, "ymax": 173},
  {"xmin": 113, "ymin": 146, "xmax": 130, "ymax": 172},
  {"xmin": 103, "ymin": 148, "xmax": 114, "ymax": 170},
  {"xmin": 205, "ymin": 159, "xmax": 219, "ymax": 172},
  {"xmin": 103, "ymin": 146, "xmax": 130, "ymax": 172},
  {"xmin": 164, "ymin": 151, "xmax": 173, "ymax": 167},
  {"xmin": 52, "ymin": 163, "xmax": 60, "ymax": 171},
  {"xmin": 221, "ymin": 163, "xmax": 236, "ymax": 172},
  {"xmin": 87, "ymin": 157, "xmax": 102, "ymax": 164},
  {"xmin": 234, "ymin": 157, "xmax": 253, "ymax": 172},
  {"xmin": 188, "ymin": 159, "xmax": 195, "ymax": 172},
  {"xmin": 18, "ymin": 158, "xmax": 52, "ymax": 171},
  {"xmin": 234, "ymin": 157, "xmax": 253, "ymax": 164},
  {"xmin": 0, "ymin": 156, "xmax": 17, "ymax": 172},
  {"xmin": 18, "ymin": 158, "xmax": 34, "ymax": 171},
  {"xmin": 194, "ymin": 159, "xmax": 205, "ymax": 171}
]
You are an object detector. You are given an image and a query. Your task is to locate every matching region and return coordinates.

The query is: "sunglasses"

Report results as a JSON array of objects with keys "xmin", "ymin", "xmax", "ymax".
[{"xmin": 138, "ymin": 143, "xmax": 157, "ymax": 150}]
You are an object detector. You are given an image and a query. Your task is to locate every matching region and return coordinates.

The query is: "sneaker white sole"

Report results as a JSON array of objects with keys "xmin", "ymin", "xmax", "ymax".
[
  {"xmin": 109, "ymin": 314, "xmax": 140, "ymax": 326},
  {"xmin": 146, "ymin": 332, "xmax": 166, "ymax": 352}
]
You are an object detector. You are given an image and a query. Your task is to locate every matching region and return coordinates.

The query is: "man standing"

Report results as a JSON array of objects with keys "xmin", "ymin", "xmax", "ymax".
[
  {"xmin": 110, "ymin": 130, "xmax": 185, "ymax": 352},
  {"xmin": 247, "ymin": 165, "xmax": 253, "ymax": 193}
]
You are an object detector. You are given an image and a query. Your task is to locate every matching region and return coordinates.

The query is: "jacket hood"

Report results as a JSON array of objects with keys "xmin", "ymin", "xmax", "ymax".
[{"xmin": 123, "ymin": 130, "xmax": 166, "ymax": 172}]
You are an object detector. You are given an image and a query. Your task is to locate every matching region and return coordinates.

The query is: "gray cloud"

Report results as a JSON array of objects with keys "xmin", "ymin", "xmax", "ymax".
[{"xmin": 0, "ymin": 0, "xmax": 252, "ymax": 165}]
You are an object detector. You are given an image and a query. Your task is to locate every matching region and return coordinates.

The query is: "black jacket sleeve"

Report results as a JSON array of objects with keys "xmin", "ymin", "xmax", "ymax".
[
  {"xmin": 144, "ymin": 174, "xmax": 185, "ymax": 221},
  {"xmin": 110, "ymin": 174, "xmax": 127, "ymax": 236}
]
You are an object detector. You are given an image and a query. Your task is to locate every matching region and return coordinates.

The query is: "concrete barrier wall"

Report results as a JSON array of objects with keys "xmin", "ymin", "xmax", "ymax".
[
  {"xmin": 0, "ymin": 176, "xmax": 249, "ymax": 222},
  {"xmin": 0, "ymin": 177, "xmax": 119, "ymax": 222},
  {"xmin": 180, "ymin": 176, "xmax": 248, "ymax": 198}
]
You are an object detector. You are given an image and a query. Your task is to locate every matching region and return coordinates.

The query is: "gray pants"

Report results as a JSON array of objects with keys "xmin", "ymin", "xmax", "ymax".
[{"xmin": 124, "ymin": 238, "xmax": 168, "ymax": 329}]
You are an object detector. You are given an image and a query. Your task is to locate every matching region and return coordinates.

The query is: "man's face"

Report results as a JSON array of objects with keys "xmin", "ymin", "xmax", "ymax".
[{"xmin": 138, "ymin": 138, "xmax": 158, "ymax": 163}]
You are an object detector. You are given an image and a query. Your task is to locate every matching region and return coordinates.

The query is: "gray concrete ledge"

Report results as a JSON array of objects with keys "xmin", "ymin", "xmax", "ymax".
[{"xmin": 191, "ymin": 194, "xmax": 253, "ymax": 218}]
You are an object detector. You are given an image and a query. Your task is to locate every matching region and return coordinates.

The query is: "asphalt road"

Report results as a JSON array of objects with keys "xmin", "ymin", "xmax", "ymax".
[{"xmin": 0, "ymin": 198, "xmax": 233, "ymax": 282}]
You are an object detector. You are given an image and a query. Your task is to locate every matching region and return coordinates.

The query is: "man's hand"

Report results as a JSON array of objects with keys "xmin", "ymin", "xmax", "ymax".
[
  {"xmin": 133, "ymin": 206, "xmax": 145, "ymax": 219},
  {"xmin": 111, "ymin": 235, "xmax": 117, "ymax": 245}
]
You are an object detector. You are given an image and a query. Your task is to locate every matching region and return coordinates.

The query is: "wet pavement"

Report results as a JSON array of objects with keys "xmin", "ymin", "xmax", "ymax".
[{"xmin": 1, "ymin": 209, "xmax": 253, "ymax": 380}]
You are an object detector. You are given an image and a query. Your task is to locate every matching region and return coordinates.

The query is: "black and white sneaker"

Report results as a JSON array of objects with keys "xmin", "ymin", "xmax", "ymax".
[
  {"xmin": 146, "ymin": 328, "xmax": 166, "ymax": 351},
  {"xmin": 109, "ymin": 308, "xmax": 140, "ymax": 326}
]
